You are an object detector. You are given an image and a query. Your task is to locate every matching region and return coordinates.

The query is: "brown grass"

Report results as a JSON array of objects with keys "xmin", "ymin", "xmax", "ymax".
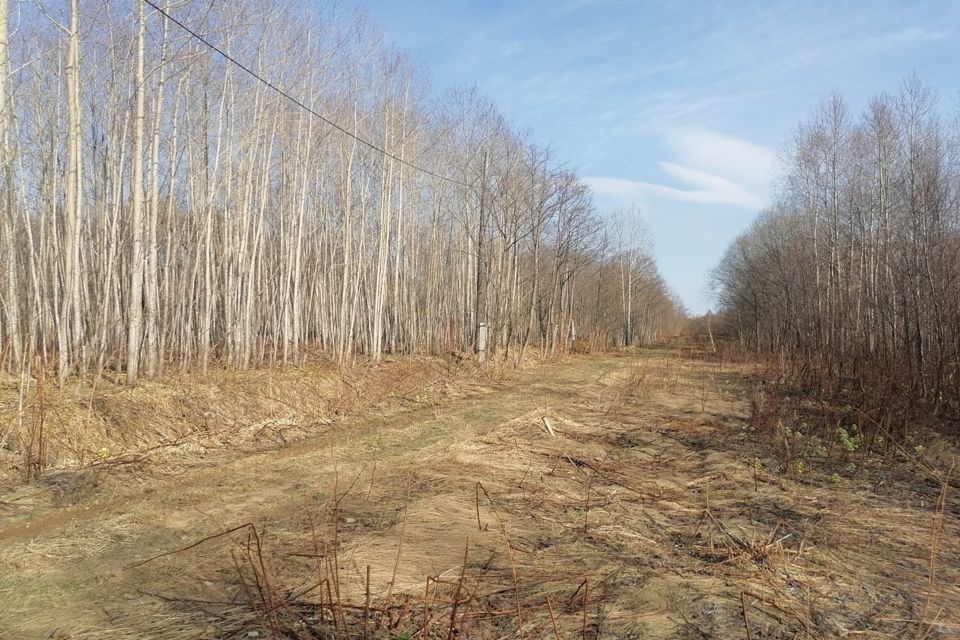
[
  {"xmin": 0, "ymin": 348, "xmax": 957, "ymax": 639},
  {"xmin": 0, "ymin": 356, "xmax": 502, "ymax": 491}
]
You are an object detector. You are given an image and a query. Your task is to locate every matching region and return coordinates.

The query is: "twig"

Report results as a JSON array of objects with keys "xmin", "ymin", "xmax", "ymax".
[
  {"xmin": 388, "ymin": 480, "xmax": 411, "ymax": 598},
  {"xmin": 330, "ymin": 471, "xmax": 348, "ymax": 632},
  {"xmin": 741, "ymin": 591, "xmax": 753, "ymax": 640},
  {"xmin": 364, "ymin": 565, "xmax": 371, "ymax": 640},
  {"xmin": 334, "ymin": 464, "xmax": 368, "ymax": 508},
  {"xmin": 582, "ymin": 577, "xmax": 590, "ymax": 639},
  {"xmin": 542, "ymin": 415, "xmax": 556, "ymax": 437},
  {"xmin": 477, "ymin": 482, "xmax": 523, "ymax": 626},
  {"xmin": 446, "ymin": 536, "xmax": 470, "ymax": 640},
  {"xmin": 325, "ymin": 579, "xmax": 339, "ymax": 637},
  {"xmin": 126, "ymin": 522, "xmax": 254, "ymax": 568},
  {"xmin": 422, "ymin": 576, "xmax": 432, "ymax": 638},
  {"xmin": 475, "ymin": 481, "xmax": 483, "ymax": 530},
  {"xmin": 916, "ymin": 464, "xmax": 952, "ymax": 640},
  {"xmin": 231, "ymin": 548, "xmax": 259, "ymax": 620},
  {"xmin": 367, "ymin": 461, "xmax": 377, "ymax": 499},
  {"xmin": 705, "ymin": 509, "xmax": 748, "ymax": 550},
  {"xmin": 546, "ymin": 594, "xmax": 561, "ymax": 640}
]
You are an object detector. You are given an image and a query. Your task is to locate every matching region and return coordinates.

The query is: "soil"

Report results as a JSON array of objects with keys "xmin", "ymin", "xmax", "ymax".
[{"xmin": 0, "ymin": 349, "xmax": 957, "ymax": 639}]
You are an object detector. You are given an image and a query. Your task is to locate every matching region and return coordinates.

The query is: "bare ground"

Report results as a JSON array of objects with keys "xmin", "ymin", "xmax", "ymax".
[{"xmin": 0, "ymin": 350, "xmax": 957, "ymax": 639}]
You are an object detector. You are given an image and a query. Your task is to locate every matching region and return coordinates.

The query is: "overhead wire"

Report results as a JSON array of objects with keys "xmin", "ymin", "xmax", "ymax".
[{"xmin": 141, "ymin": 0, "xmax": 475, "ymax": 189}]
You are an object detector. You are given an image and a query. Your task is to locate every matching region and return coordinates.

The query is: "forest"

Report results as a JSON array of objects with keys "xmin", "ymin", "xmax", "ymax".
[
  {"xmin": 712, "ymin": 79, "xmax": 960, "ymax": 427},
  {"xmin": 0, "ymin": 2, "xmax": 957, "ymax": 639},
  {"xmin": 0, "ymin": 0, "xmax": 684, "ymax": 387}
]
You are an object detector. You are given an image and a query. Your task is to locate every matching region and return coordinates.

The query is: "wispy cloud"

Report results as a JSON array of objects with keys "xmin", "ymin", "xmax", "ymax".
[
  {"xmin": 365, "ymin": 0, "xmax": 960, "ymax": 314},
  {"xmin": 861, "ymin": 26, "xmax": 949, "ymax": 51},
  {"xmin": 586, "ymin": 129, "xmax": 777, "ymax": 210},
  {"xmin": 586, "ymin": 172, "xmax": 763, "ymax": 209},
  {"xmin": 666, "ymin": 129, "xmax": 780, "ymax": 202}
]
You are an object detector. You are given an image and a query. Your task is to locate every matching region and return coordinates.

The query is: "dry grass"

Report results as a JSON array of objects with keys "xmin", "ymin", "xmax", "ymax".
[
  {"xmin": 0, "ymin": 356, "xmax": 497, "ymax": 491},
  {"xmin": 0, "ymin": 348, "xmax": 957, "ymax": 639}
]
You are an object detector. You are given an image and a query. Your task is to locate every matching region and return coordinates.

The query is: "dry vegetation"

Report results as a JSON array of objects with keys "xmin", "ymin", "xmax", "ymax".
[
  {"xmin": 0, "ymin": 355, "xmax": 491, "ymax": 513},
  {"xmin": 0, "ymin": 3, "xmax": 955, "ymax": 639},
  {"xmin": 1, "ymin": 348, "xmax": 956, "ymax": 639}
]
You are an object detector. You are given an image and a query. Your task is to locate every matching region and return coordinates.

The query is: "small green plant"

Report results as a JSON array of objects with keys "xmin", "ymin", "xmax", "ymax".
[
  {"xmin": 835, "ymin": 425, "xmax": 861, "ymax": 453},
  {"xmin": 830, "ymin": 472, "xmax": 841, "ymax": 484}
]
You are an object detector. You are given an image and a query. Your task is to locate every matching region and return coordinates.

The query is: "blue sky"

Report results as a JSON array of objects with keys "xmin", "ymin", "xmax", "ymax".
[{"xmin": 363, "ymin": 0, "xmax": 960, "ymax": 314}]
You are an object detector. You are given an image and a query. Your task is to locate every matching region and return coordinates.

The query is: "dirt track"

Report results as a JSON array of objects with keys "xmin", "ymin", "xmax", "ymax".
[{"xmin": 1, "ymin": 350, "xmax": 957, "ymax": 639}]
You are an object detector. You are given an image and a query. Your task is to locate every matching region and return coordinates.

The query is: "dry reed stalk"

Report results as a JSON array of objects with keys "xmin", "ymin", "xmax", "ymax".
[
  {"xmin": 364, "ymin": 565, "xmax": 371, "ymax": 640},
  {"xmin": 446, "ymin": 536, "xmax": 470, "ymax": 640},
  {"xmin": 422, "ymin": 576, "xmax": 432, "ymax": 638},
  {"xmin": 329, "ymin": 470, "xmax": 349, "ymax": 631},
  {"xmin": 916, "ymin": 465, "xmax": 952, "ymax": 640},
  {"xmin": 308, "ymin": 511, "xmax": 324, "ymax": 586},
  {"xmin": 387, "ymin": 480, "xmax": 411, "ymax": 598},
  {"xmin": 231, "ymin": 548, "xmax": 259, "ymax": 621},
  {"xmin": 326, "ymin": 546, "xmax": 347, "ymax": 631},
  {"xmin": 584, "ymin": 450, "xmax": 610, "ymax": 534},
  {"xmin": 581, "ymin": 577, "xmax": 589, "ymax": 639},
  {"xmin": 546, "ymin": 594, "xmax": 561, "ymax": 640},
  {"xmin": 325, "ymin": 578, "xmax": 339, "ymax": 637},
  {"xmin": 367, "ymin": 461, "xmax": 377, "ymax": 499},
  {"xmin": 26, "ymin": 358, "xmax": 47, "ymax": 480},
  {"xmin": 741, "ymin": 591, "xmax": 753, "ymax": 640},
  {"xmin": 391, "ymin": 597, "xmax": 413, "ymax": 632},
  {"xmin": 475, "ymin": 481, "xmax": 483, "ymax": 530},
  {"xmin": 127, "ymin": 521, "xmax": 254, "ymax": 568},
  {"xmin": 247, "ymin": 526, "xmax": 283, "ymax": 635},
  {"xmin": 477, "ymin": 481, "xmax": 523, "ymax": 627},
  {"xmin": 245, "ymin": 527, "xmax": 280, "ymax": 637}
]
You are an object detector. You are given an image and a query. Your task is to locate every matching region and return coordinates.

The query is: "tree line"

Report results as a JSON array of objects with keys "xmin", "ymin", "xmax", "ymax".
[
  {"xmin": 0, "ymin": 0, "xmax": 684, "ymax": 386},
  {"xmin": 712, "ymin": 78, "xmax": 960, "ymax": 417}
]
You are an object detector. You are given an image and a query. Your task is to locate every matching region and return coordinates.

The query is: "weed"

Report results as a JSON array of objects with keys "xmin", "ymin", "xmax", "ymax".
[{"xmin": 835, "ymin": 425, "xmax": 861, "ymax": 453}]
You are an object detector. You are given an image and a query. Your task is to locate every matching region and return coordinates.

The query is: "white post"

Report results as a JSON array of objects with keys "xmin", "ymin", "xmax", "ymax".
[{"xmin": 477, "ymin": 322, "xmax": 488, "ymax": 363}]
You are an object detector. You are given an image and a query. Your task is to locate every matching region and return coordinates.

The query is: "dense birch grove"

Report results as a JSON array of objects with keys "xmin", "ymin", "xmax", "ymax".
[
  {"xmin": 0, "ymin": 0, "xmax": 683, "ymax": 385},
  {"xmin": 713, "ymin": 79, "xmax": 960, "ymax": 415}
]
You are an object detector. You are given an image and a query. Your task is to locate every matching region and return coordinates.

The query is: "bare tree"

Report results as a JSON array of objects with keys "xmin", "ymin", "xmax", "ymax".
[
  {"xmin": 713, "ymin": 79, "xmax": 960, "ymax": 418},
  {"xmin": 0, "ymin": 0, "xmax": 684, "ymax": 389}
]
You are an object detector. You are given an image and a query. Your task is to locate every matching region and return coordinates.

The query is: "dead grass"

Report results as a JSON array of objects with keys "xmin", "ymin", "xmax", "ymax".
[
  {"xmin": 0, "ymin": 356, "xmax": 503, "ymax": 492},
  {"xmin": 0, "ymin": 348, "xmax": 957, "ymax": 639}
]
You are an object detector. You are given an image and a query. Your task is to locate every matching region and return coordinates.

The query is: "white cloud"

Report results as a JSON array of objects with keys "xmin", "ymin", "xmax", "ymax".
[
  {"xmin": 659, "ymin": 162, "xmax": 746, "ymax": 196},
  {"xmin": 585, "ymin": 173, "xmax": 764, "ymax": 209},
  {"xmin": 586, "ymin": 128, "xmax": 778, "ymax": 210},
  {"xmin": 665, "ymin": 129, "xmax": 779, "ymax": 202}
]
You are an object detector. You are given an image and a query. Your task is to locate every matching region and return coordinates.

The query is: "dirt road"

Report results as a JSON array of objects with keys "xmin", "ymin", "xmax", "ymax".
[{"xmin": 1, "ymin": 350, "xmax": 956, "ymax": 638}]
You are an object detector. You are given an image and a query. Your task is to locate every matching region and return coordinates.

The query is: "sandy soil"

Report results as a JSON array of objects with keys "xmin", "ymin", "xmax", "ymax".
[{"xmin": 0, "ymin": 349, "xmax": 957, "ymax": 639}]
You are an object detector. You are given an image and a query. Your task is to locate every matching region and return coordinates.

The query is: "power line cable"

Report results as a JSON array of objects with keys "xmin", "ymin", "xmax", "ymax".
[{"xmin": 141, "ymin": 0, "xmax": 474, "ymax": 189}]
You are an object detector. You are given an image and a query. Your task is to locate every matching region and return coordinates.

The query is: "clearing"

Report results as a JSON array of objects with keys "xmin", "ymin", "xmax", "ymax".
[{"xmin": 0, "ymin": 349, "xmax": 957, "ymax": 639}]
